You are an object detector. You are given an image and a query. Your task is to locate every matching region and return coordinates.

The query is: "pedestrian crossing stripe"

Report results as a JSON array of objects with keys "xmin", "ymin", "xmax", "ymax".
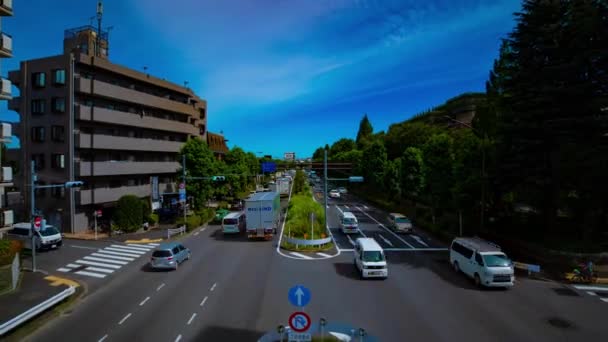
[
  {"xmin": 108, "ymin": 245, "xmax": 147, "ymax": 254},
  {"xmin": 97, "ymin": 249, "xmax": 141, "ymax": 257},
  {"xmin": 90, "ymin": 252, "xmax": 135, "ymax": 261},
  {"xmin": 83, "ymin": 256, "xmax": 128, "ymax": 265},
  {"xmin": 75, "ymin": 271, "xmax": 106, "ymax": 278},
  {"xmin": 76, "ymin": 260, "xmax": 122, "ymax": 269},
  {"xmin": 85, "ymin": 267, "xmax": 114, "ymax": 274}
]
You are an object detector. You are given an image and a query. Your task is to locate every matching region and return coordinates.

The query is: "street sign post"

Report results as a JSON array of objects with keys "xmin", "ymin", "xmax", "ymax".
[
  {"xmin": 288, "ymin": 285, "xmax": 311, "ymax": 308},
  {"xmin": 288, "ymin": 311, "xmax": 311, "ymax": 333},
  {"xmin": 33, "ymin": 216, "xmax": 42, "ymax": 232}
]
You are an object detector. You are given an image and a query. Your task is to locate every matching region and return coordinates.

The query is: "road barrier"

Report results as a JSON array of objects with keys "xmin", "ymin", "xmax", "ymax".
[
  {"xmin": 167, "ymin": 225, "xmax": 186, "ymax": 239},
  {"xmin": 0, "ymin": 285, "xmax": 76, "ymax": 336},
  {"xmin": 285, "ymin": 236, "xmax": 333, "ymax": 247},
  {"xmin": 513, "ymin": 261, "xmax": 541, "ymax": 275}
]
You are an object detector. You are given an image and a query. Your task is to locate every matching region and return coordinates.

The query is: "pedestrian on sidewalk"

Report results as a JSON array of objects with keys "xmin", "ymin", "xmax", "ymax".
[{"xmin": 143, "ymin": 221, "xmax": 149, "ymax": 231}]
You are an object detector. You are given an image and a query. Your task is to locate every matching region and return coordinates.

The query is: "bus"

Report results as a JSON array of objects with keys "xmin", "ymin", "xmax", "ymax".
[{"xmin": 222, "ymin": 212, "xmax": 246, "ymax": 234}]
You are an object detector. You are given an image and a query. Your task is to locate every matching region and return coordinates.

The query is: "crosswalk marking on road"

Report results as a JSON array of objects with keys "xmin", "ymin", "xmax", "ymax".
[
  {"xmin": 66, "ymin": 263, "xmax": 80, "ymax": 268},
  {"xmin": 91, "ymin": 252, "xmax": 135, "ymax": 261},
  {"xmin": 86, "ymin": 267, "xmax": 115, "ymax": 274},
  {"xmin": 96, "ymin": 249, "xmax": 140, "ymax": 257},
  {"xmin": 83, "ymin": 256, "xmax": 129, "ymax": 265},
  {"xmin": 57, "ymin": 267, "xmax": 71, "ymax": 272},
  {"xmin": 126, "ymin": 243, "xmax": 155, "ymax": 250},
  {"xmin": 108, "ymin": 245, "xmax": 147, "ymax": 254},
  {"xmin": 75, "ymin": 259, "xmax": 122, "ymax": 269},
  {"xmin": 75, "ymin": 270, "xmax": 107, "ymax": 278}
]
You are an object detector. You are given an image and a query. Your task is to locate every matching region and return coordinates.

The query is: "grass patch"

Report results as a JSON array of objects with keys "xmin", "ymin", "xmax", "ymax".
[
  {"xmin": 2, "ymin": 284, "xmax": 84, "ymax": 342},
  {"xmin": 281, "ymin": 240, "xmax": 334, "ymax": 252}
]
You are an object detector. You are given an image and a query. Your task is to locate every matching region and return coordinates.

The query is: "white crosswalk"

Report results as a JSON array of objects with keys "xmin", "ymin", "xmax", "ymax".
[
  {"xmin": 573, "ymin": 284, "xmax": 608, "ymax": 304},
  {"xmin": 57, "ymin": 243, "xmax": 159, "ymax": 279}
]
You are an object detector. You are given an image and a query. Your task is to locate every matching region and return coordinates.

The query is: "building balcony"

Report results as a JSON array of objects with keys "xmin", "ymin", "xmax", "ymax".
[
  {"xmin": 0, "ymin": 0, "xmax": 12, "ymax": 17},
  {"xmin": 75, "ymin": 77, "xmax": 198, "ymax": 117},
  {"xmin": 78, "ymin": 161, "xmax": 180, "ymax": 177},
  {"xmin": 76, "ymin": 133, "xmax": 184, "ymax": 152},
  {"xmin": 0, "ymin": 78, "xmax": 12, "ymax": 100},
  {"xmin": 0, "ymin": 32, "xmax": 12, "ymax": 58},
  {"xmin": 7, "ymin": 96, "xmax": 19, "ymax": 111},
  {"xmin": 75, "ymin": 105, "xmax": 199, "ymax": 135},
  {"xmin": 78, "ymin": 184, "xmax": 151, "ymax": 205}
]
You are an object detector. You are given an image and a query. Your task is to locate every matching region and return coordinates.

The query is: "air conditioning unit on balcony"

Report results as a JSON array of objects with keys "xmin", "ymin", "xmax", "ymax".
[
  {"xmin": 1, "ymin": 122, "xmax": 11, "ymax": 139},
  {"xmin": 1, "ymin": 210, "xmax": 14, "ymax": 227},
  {"xmin": 1, "ymin": 166, "xmax": 12, "ymax": 183},
  {"xmin": 1, "ymin": 78, "xmax": 11, "ymax": 97}
]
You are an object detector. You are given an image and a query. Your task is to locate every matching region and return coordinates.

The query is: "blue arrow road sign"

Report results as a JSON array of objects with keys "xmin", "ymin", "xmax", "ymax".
[{"xmin": 288, "ymin": 285, "xmax": 311, "ymax": 307}]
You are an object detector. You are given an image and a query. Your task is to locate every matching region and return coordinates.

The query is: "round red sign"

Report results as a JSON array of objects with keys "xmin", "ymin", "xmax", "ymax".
[
  {"xmin": 33, "ymin": 216, "xmax": 42, "ymax": 231},
  {"xmin": 288, "ymin": 311, "xmax": 311, "ymax": 333}
]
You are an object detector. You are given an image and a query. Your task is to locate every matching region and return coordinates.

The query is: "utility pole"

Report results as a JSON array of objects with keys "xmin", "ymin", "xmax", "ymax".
[
  {"xmin": 69, "ymin": 53, "xmax": 75, "ymax": 233},
  {"xmin": 30, "ymin": 161, "xmax": 37, "ymax": 272},
  {"xmin": 182, "ymin": 154, "xmax": 187, "ymax": 226}
]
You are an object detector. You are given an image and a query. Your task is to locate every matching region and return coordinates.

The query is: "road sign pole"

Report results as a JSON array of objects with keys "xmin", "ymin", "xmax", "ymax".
[
  {"xmin": 94, "ymin": 212, "xmax": 98, "ymax": 241},
  {"xmin": 182, "ymin": 155, "xmax": 187, "ymax": 226},
  {"xmin": 30, "ymin": 161, "xmax": 37, "ymax": 272}
]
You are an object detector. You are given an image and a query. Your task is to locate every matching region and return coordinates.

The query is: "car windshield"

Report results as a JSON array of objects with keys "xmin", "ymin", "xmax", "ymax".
[
  {"xmin": 39, "ymin": 226, "xmax": 60, "ymax": 236},
  {"xmin": 363, "ymin": 251, "xmax": 385, "ymax": 262},
  {"xmin": 223, "ymin": 218, "xmax": 238, "ymax": 225},
  {"xmin": 343, "ymin": 217, "xmax": 357, "ymax": 224},
  {"xmin": 395, "ymin": 217, "xmax": 411, "ymax": 223},
  {"xmin": 152, "ymin": 250, "xmax": 172, "ymax": 258},
  {"xmin": 483, "ymin": 253, "xmax": 512, "ymax": 267}
]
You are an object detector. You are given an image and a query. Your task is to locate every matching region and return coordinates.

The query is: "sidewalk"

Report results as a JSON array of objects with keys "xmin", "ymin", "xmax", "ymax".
[
  {"xmin": 63, "ymin": 225, "xmax": 168, "ymax": 243},
  {"xmin": 0, "ymin": 272, "xmax": 73, "ymax": 336}
]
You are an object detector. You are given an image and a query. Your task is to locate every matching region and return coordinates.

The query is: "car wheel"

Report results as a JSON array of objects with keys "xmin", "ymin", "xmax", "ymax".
[
  {"xmin": 474, "ymin": 273, "xmax": 482, "ymax": 287},
  {"xmin": 174, "ymin": 262, "xmax": 179, "ymax": 270},
  {"xmin": 453, "ymin": 261, "xmax": 460, "ymax": 273},
  {"xmin": 187, "ymin": 252, "xmax": 191, "ymax": 260}
]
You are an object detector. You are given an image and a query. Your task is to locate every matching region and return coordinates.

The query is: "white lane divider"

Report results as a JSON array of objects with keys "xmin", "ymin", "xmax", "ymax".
[
  {"xmin": 75, "ymin": 270, "xmax": 106, "ymax": 278},
  {"xmin": 335, "ymin": 205, "xmax": 344, "ymax": 214},
  {"xmin": 412, "ymin": 235, "xmax": 429, "ymax": 247},
  {"xmin": 344, "ymin": 205, "xmax": 350, "ymax": 209},
  {"xmin": 316, "ymin": 252, "xmax": 331, "ymax": 257},
  {"xmin": 290, "ymin": 252, "xmax": 313, "ymax": 259},
  {"xmin": 194, "ymin": 232, "xmax": 199, "ymax": 236},
  {"xmin": 363, "ymin": 205, "xmax": 369, "ymax": 210},
  {"xmin": 573, "ymin": 285, "xmax": 608, "ymax": 292},
  {"xmin": 210, "ymin": 283, "xmax": 217, "ymax": 292},
  {"xmin": 98, "ymin": 334, "xmax": 108, "ymax": 342},
  {"xmin": 175, "ymin": 334, "xmax": 182, "ymax": 342},
  {"xmin": 200, "ymin": 296, "xmax": 208, "ymax": 307},
  {"xmin": 140, "ymin": 296, "xmax": 151, "ymax": 306},
  {"xmin": 347, "ymin": 235, "xmax": 355, "ymax": 246},
  {"xmin": 377, "ymin": 234, "xmax": 394, "ymax": 247},
  {"xmin": 157, "ymin": 283, "xmax": 165, "ymax": 291},
  {"xmin": 187, "ymin": 313, "xmax": 197, "ymax": 325},
  {"xmin": 118, "ymin": 313, "xmax": 132, "ymax": 325}
]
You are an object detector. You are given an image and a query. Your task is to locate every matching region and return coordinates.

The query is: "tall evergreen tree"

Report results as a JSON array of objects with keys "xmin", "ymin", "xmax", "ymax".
[{"xmin": 356, "ymin": 114, "xmax": 374, "ymax": 149}]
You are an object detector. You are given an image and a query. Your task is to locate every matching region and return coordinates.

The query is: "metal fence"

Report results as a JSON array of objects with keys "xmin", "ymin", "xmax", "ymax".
[
  {"xmin": 167, "ymin": 225, "xmax": 186, "ymax": 239},
  {"xmin": 10, "ymin": 253, "xmax": 19, "ymax": 291}
]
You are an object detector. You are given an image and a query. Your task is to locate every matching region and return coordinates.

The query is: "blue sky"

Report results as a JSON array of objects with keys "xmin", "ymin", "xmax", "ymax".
[{"xmin": 0, "ymin": 0, "xmax": 520, "ymax": 158}]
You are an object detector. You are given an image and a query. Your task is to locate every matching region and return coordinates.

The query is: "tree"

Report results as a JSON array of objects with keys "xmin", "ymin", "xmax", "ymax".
[
  {"xmin": 115, "ymin": 195, "xmax": 143, "ymax": 233},
  {"xmin": 294, "ymin": 170, "xmax": 307, "ymax": 194},
  {"xmin": 422, "ymin": 133, "xmax": 454, "ymax": 224},
  {"xmin": 179, "ymin": 137, "xmax": 219, "ymax": 209},
  {"xmin": 385, "ymin": 122, "xmax": 439, "ymax": 160},
  {"xmin": 362, "ymin": 140, "xmax": 387, "ymax": 190},
  {"xmin": 329, "ymin": 138, "xmax": 355, "ymax": 158},
  {"xmin": 400, "ymin": 147, "xmax": 425, "ymax": 200},
  {"xmin": 356, "ymin": 114, "xmax": 373, "ymax": 149},
  {"xmin": 312, "ymin": 147, "xmax": 325, "ymax": 161},
  {"xmin": 384, "ymin": 158, "xmax": 401, "ymax": 201}
]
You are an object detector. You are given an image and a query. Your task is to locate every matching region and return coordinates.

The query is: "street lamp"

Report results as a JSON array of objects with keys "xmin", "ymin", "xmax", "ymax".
[{"xmin": 30, "ymin": 160, "xmax": 84, "ymax": 272}]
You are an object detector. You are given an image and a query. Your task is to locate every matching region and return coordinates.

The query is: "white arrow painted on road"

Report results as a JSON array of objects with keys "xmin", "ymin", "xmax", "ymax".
[
  {"xmin": 344, "ymin": 205, "xmax": 350, "ymax": 209},
  {"xmin": 377, "ymin": 234, "xmax": 394, "ymax": 247},
  {"xmin": 294, "ymin": 287, "xmax": 305, "ymax": 306},
  {"xmin": 347, "ymin": 235, "xmax": 355, "ymax": 246},
  {"xmin": 412, "ymin": 235, "xmax": 429, "ymax": 247}
]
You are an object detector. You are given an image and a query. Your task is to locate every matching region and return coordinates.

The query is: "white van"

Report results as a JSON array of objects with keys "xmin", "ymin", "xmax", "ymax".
[
  {"xmin": 8, "ymin": 222, "xmax": 63, "ymax": 250},
  {"xmin": 339, "ymin": 212, "xmax": 359, "ymax": 234},
  {"xmin": 222, "ymin": 212, "xmax": 246, "ymax": 234},
  {"xmin": 450, "ymin": 237, "xmax": 515, "ymax": 288},
  {"xmin": 353, "ymin": 238, "xmax": 388, "ymax": 279},
  {"xmin": 388, "ymin": 213, "xmax": 413, "ymax": 234}
]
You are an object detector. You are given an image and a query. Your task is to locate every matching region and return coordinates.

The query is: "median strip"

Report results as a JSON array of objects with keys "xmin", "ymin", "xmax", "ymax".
[
  {"xmin": 118, "ymin": 313, "xmax": 131, "ymax": 325},
  {"xmin": 139, "ymin": 296, "xmax": 150, "ymax": 306}
]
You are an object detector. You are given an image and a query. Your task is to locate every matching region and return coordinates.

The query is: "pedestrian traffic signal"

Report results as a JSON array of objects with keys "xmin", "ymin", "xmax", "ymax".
[{"xmin": 211, "ymin": 176, "xmax": 226, "ymax": 182}]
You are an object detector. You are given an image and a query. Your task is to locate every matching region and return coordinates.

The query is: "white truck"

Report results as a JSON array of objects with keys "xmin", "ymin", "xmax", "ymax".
[
  {"xmin": 277, "ymin": 178, "xmax": 291, "ymax": 197},
  {"xmin": 245, "ymin": 191, "xmax": 280, "ymax": 240}
]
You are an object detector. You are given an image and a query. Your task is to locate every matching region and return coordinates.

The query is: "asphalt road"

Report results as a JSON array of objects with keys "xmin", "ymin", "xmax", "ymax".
[{"xmin": 22, "ymin": 193, "xmax": 608, "ymax": 342}]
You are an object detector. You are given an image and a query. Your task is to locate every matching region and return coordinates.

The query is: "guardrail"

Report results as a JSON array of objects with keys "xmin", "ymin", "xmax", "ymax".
[
  {"xmin": 167, "ymin": 225, "xmax": 186, "ymax": 239},
  {"xmin": 513, "ymin": 261, "xmax": 541, "ymax": 275},
  {"xmin": 284, "ymin": 236, "xmax": 333, "ymax": 247},
  {"xmin": 0, "ymin": 285, "xmax": 76, "ymax": 336}
]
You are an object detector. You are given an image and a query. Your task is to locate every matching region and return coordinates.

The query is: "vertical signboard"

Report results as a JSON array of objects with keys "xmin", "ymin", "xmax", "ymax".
[{"xmin": 151, "ymin": 176, "xmax": 159, "ymax": 201}]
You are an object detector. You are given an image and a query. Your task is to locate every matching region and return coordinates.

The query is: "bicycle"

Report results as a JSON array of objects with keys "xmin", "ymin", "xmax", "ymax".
[{"xmin": 571, "ymin": 262, "xmax": 598, "ymax": 284}]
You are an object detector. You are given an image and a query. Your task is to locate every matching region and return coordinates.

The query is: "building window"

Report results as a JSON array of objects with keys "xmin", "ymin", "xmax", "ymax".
[
  {"xmin": 52, "ymin": 97, "xmax": 66, "ymax": 113},
  {"xmin": 199, "ymin": 108, "xmax": 206, "ymax": 119},
  {"xmin": 31, "ymin": 127, "xmax": 45, "ymax": 142},
  {"xmin": 32, "ymin": 154, "xmax": 45, "ymax": 170},
  {"xmin": 53, "ymin": 69, "xmax": 66, "ymax": 85},
  {"xmin": 32, "ymin": 72, "xmax": 46, "ymax": 88},
  {"xmin": 109, "ymin": 180, "xmax": 122, "ymax": 188},
  {"xmin": 51, "ymin": 187, "xmax": 66, "ymax": 199},
  {"xmin": 31, "ymin": 99, "xmax": 46, "ymax": 114},
  {"xmin": 51, "ymin": 125, "xmax": 65, "ymax": 142},
  {"xmin": 199, "ymin": 124, "xmax": 206, "ymax": 135},
  {"xmin": 51, "ymin": 154, "xmax": 65, "ymax": 169}
]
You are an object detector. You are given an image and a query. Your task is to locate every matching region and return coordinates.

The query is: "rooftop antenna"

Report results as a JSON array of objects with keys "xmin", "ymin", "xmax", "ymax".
[
  {"xmin": 96, "ymin": 1, "xmax": 103, "ymax": 57},
  {"xmin": 184, "ymin": 81, "xmax": 189, "ymax": 88}
]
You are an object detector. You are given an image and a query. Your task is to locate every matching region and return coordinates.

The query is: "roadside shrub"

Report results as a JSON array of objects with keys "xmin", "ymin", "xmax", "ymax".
[
  {"xmin": 197, "ymin": 208, "xmax": 216, "ymax": 223},
  {"xmin": 0, "ymin": 240, "xmax": 23, "ymax": 266},
  {"xmin": 114, "ymin": 195, "xmax": 144, "ymax": 233},
  {"xmin": 148, "ymin": 213, "xmax": 159, "ymax": 225},
  {"xmin": 177, "ymin": 214, "xmax": 202, "ymax": 232},
  {"xmin": 142, "ymin": 199, "xmax": 152, "ymax": 223}
]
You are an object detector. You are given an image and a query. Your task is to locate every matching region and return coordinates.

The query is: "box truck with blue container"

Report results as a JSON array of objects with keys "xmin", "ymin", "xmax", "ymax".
[{"xmin": 245, "ymin": 192, "xmax": 280, "ymax": 240}]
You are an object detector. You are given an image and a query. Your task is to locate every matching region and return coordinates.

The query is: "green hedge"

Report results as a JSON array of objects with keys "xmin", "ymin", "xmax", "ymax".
[
  {"xmin": 285, "ymin": 189, "xmax": 326, "ymax": 239},
  {"xmin": 114, "ymin": 195, "xmax": 144, "ymax": 233},
  {"xmin": 0, "ymin": 240, "xmax": 22, "ymax": 266}
]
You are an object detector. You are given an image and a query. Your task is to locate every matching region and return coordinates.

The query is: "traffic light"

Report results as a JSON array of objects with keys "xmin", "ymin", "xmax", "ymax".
[
  {"xmin": 64, "ymin": 181, "xmax": 84, "ymax": 188},
  {"xmin": 211, "ymin": 176, "xmax": 226, "ymax": 182}
]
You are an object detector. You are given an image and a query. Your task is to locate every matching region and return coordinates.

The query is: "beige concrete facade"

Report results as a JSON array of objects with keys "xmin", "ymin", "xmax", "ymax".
[
  {"xmin": 8, "ymin": 26, "xmax": 207, "ymax": 233},
  {"xmin": 0, "ymin": 0, "xmax": 14, "ymax": 235}
]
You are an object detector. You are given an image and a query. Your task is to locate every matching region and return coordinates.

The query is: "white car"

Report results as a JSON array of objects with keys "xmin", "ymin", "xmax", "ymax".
[
  {"xmin": 329, "ymin": 190, "xmax": 341, "ymax": 198},
  {"xmin": 338, "ymin": 187, "xmax": 347, "ymax": 194},
  {"xmin": 450, "ymin": 237, "xmax": 515, "ymax": 288}
]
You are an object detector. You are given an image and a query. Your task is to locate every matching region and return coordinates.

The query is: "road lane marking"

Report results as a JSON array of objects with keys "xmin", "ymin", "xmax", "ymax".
[
  {"xmin": 412, "ymin": 235, "xmax": 429, "ymax": 247},
  {"xmin": 126, "ymin": 244, "xmax": 155, "ymax": 250},
  {"xmin": 201, "ymin": 227, "xmax": 207, "ymax": 232},
  {"xmin": 83, "ymin": 256, "xmax": 128, "ymax": 265},
  {"xmin": 157, "ymin": 283, "xmax": 165, "ymax": 291},
  {"xmin": 118, "ymin": 313, "xmax": 132, "ymax": 325},
  {"xmin": 70, "ymin": 245, "xmax": 99, "ymax": 251},
  {"xmin": 187, "ymin": 313, "xmax": 197, "ymax": 325},
  {"xmin": 317, "ymin": 252, "xmax": 331, "ymax": 257},
  {"xmin": 344, "ymin": 205, "xmax": 350, "ymax": 209},
  {"xmin": 347, "ymin": 235, "xmax": 355, "ymax": 246},
  {"xmin": 109, "ymin": 245, "xmax": 147, "ymax": 254},
  {"xmin": 377, "ymin": 234, "xmax": 394, "ymax": 247},
  {"xmin": 601, "ymin": 298, "xmax": 608, "ymax": 303},
  {"xmin": 91, "ymin": 253, "xmax": 135, "ymax": 261},
  {"xmin": 587, "ymin": 291, "xmax": 597, "ymax": 296},
  {"xmin": 210, "ymin": 283, "xmax": 217, "ymax": 292},
  {"xmin": 339, "ymin": 248, "xmax": 355, "ymax": 252},
  {"xmin": 573, "ymin": 285, "xmax": 608, "ymax": 292},
  {"xmin": 355, "ymin": 206, "xmax": 415, "ymax": 249},
  {"xmin": 147, "ymin": 243, "xmax": 160, "ymax": 247},
  {"xmin": 335, "ymin": 205, "xmax": 344, "ymax": 214},
  {"xmin": 104, "ymin": 247, "xmax": 146, "ymax": 256},
  {"xmin": 383, "ymin": 247, "xmax": 449, "ymax": 251},
  {"xmin": 140, "ymin": 296, "xmax": 150, "ymax": 306},
  {"xmin": 289, "ymin": 252, "xmax": 313, "ymax": 259},
  {"xmin": 66, "ymin": 263, "xmax": 80, "ymax": 268},
  {"xmin": 98, "ymin": 249, "xmax": 142, "ymax": 258},
  {"xmin": 98, "ymin": 334, "xmax": 108, "ymax": 342},
  {"xmin": 57, "ymin": 267, "xmax": 71, "ymax": 272},
  {"xmin": 194, "ymin": 232, "xmax": 199, "ymax": 236},
  {"xmin": 363, "ymin": 205, "xmax": 369, "ymax": 210},
  {"xmin": 200, "ymin": 296, "xmax": 208, "ymax": 307},
  {"xmin": 86, "ymin": 267, "xmax": 114, "ymax": 274},
  {"xmin": 76, "ymin": 260, "xmax": 122, "ymax": 269},
  {"xmin": 175, "ymin": 334, "xmax": 182, "ymax": 342},
  {"xmin": 75, "ymin": 270, "xmax": 106, "ymax": 278}
]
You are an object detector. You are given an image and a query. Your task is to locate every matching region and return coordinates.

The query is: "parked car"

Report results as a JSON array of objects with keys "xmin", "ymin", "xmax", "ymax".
[
  {"xmin": 329, "ymin": 189, "xmax": 341, "ymax": 198},
  {"xmin": 7, "ymin": 222, "xmax": 63, "ymax": 250},
  {"xmin": 150, "ymin": 242, "xmax": 191, "ymax": 270}
]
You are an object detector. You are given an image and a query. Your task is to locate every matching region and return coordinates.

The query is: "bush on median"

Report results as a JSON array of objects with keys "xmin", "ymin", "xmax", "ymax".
[
  {"xmin": 0, "ymin": 239, "xmax": 23, "ymax": 266},
  {"xmin": 177, "ymin": 214, "xmax": 202, "ymax": 232}
]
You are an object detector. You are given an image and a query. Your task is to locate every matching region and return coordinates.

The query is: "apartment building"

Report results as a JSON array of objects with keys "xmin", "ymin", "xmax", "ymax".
[
  {"xmin": 0, "ymin": 0, "xmax": 14, "ymax": 235},
  {"xmin": 207, "ymin": 131, "xmax": 229, "ymax": 160},
  {"xmin": 8, "ymin": 25, "xmax": 207, "ymax": 233}
]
